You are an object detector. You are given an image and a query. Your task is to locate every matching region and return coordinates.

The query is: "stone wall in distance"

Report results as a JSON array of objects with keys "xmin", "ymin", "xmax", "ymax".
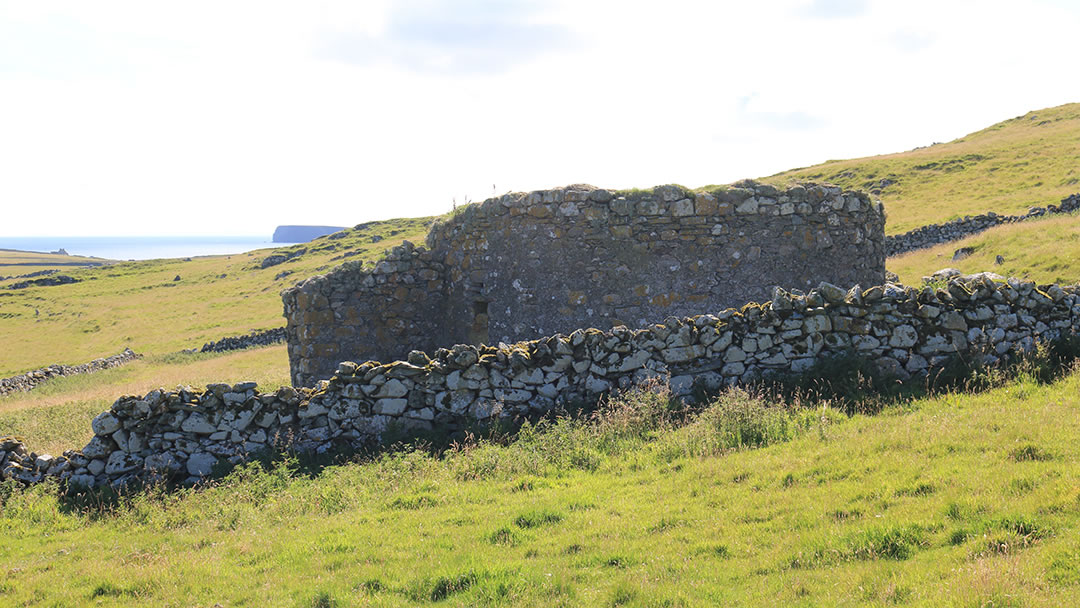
[{"xmin": 884, "ymin": 193, "xmax": 1080, "ymax": 257}]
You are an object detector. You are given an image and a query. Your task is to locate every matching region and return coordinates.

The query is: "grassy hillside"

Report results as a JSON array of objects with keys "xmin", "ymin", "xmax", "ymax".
[
  {"xmin": 0, "ymin": 249, "xmax": 109, "ymax": 280},
  {"xmin": 765, "ymin": 103, "xmax": 1080, "ymax": 235},
  {"xmin": 2, "ymin": 368, "xmax": 1080, "ymax": 606},
  {"xmin": 888, "ymin": 213, "xmax": 1080, "ymax": 286},
  {"xmin": 0, "ymin": 218, "xmax": 432, "ymax": 377}
]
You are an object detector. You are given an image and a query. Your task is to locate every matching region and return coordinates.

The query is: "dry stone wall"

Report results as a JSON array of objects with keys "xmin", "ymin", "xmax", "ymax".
[
  {"xmin": 885, "ymin": 193, "xmax": 1080, "ymax": 256},
  {"xmin": 284, "ymin": 182, "xmax": 886, "ymax": 387},
  {"xmin": 6, "ymin": 274, "xmax": 80, "ymax": 290},
  {"xmin": 5, "ymin": 275, "xmax": 1080, "ymax": 488},
  {"xmin": 0, "ymin": 349, "xmax": 139, "ymax": 398},
  {"xmin": 199, "ymin": 328, "xmax": 286, "ymax": 353}
]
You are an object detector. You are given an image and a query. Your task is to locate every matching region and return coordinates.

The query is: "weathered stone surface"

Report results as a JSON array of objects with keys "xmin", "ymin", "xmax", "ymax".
[
  {"xmin": 374, "ymin": 378, "xmax": 408, "ymax": 398},
  {"xmin": 181, "ymin": 413, "xmax": 217, "ymax": 435},
  {"xmin": 889, "ymin": 325, "xmax": 919, "ymax": 348},
  {"xmin": 375, "ymin": 398, "xmax": 408, "ymax": 415},
  {"xmin": 82, "ymin": 436, "xmax": 113, "ymax": 460},
  {"xmin": 282, "ymin": 182, "xmax": 886, "ymax": 386},
  {"xmin": 92, "ymin": 412, "xmax": 122, "ymax": 436},
  {"xmin": 818, "ymin": 282, "xmax": 847, "ymax": 304},
  {"xmin": 186, "ymin": 452, "xmax": 218, "ymax": 476},
  {"xmin": 105, "ymin": 451, "xmax": 138, "ymax": 476}
]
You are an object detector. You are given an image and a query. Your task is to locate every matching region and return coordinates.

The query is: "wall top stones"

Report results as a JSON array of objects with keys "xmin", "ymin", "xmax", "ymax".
[
  {"xmin": 283, "ymin": 181, "xmax": 887, "ymax": 386},
  {"xmin": 423, "ymin": 181, "xmax": 883, "ymax": 248}
]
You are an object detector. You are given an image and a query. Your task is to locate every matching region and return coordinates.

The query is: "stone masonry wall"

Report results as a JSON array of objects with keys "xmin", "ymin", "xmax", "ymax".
[
  {"xmin": 282, "ymin": 242, "xmax": 450, "ymax": 387},
  {"xmin": 0, "ymin": 349, "xmax": 140, "ymax": 398},
  {"xmin": 885, "ymin": 193, "xmax": 1080, "ymax": 257},
  {"xmin": 284, "ymin": 182, "xmax": 886, "ymax": 387},
  {"xmin": 199, "ymin": 328, "xmax": 287, "ymax": 353},
  {"xmin": 5, "ymin": 275, "xmax": 1080, "ymax": 488}
]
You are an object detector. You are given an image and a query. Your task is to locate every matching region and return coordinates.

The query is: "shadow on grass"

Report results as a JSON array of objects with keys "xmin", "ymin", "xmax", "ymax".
[
  {"xmin": 737, "ymin": 333, "xmax": 1080, "ymax": 416},
  {"xmin": 49, "ymin": 334, "xmax": 1080, "ymax": 518}
]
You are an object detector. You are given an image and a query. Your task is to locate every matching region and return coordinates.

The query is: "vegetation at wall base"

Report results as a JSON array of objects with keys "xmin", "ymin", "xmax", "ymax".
[
  {"xmin": 752, "ymin": 334, "xmax": 1080, "ymax": 416},
  {"xmin": 4, "ymin": 344, "xmax": 1080, "ymax": 605}
]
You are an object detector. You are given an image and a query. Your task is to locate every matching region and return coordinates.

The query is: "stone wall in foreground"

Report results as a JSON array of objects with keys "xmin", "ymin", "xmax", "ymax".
[
  {"xmin": 3, "ymin": 275, "xmax": 1079, "ymax": 488},
  {"xmin": 885, "ymin": 193, "xmax": 1080, "ymax": 257}
]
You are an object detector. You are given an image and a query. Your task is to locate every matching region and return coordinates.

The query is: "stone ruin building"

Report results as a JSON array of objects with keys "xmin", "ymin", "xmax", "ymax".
[{"xmin": 282, "ymin": 182, "xmax": 886, "ymax": 387}]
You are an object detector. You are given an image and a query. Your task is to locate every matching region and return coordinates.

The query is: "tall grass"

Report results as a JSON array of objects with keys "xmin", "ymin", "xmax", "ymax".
[{"xmin": 4, "ymin": 364, "xmax": 1080, "ymax": 604}]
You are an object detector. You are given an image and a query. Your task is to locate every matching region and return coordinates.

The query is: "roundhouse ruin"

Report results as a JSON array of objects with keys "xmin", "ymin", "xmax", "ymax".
[{"xmin": 282, "ymin": 182, "xmax": 886, "ymax": 386}]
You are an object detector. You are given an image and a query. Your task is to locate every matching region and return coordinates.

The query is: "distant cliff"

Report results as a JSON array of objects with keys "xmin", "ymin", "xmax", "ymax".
[{"xmin": 272, "ymin": 225, "xmax": 347, "ymax": 243}]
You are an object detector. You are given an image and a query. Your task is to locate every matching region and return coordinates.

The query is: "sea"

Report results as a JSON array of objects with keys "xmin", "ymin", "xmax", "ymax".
[{"xmin": 0, "ymin": 236, "xmax": 301, "ymax": 261}]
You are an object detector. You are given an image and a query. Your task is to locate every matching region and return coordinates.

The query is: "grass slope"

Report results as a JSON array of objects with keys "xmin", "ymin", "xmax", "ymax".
[
  {"xmin": 0, "ymin": 218, "xmax": 432, "ymax": 377},
  {"xmin": 765, "ymin": 103, "xmax": 1080, "ymax": 235},
  {"xmin": 2, "ymin": 370, "xmax": 1080, "ymax": 606},
  {"xmin": 0, "ymin": 250, "xmax": 110, "ymax": 280},
  {"xmin": 888, "ymin": 213, "xmax": 1080, "ymax": 286}
]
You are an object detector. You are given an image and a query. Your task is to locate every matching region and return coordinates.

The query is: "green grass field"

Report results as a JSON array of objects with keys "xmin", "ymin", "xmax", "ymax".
[
  {"xmin": 765, "ymin": 102, "xmax": 1080, "ymax": 235},
  {"xmin": 0, "ymin": 249, "xmax": 110, "ymax": 282},
  {"xmin": 2, "ymin": 363, "xmax": 1080, "ymax": 606},
  {"xmin": 3, "ymin": 102, "xmax": 1080, "ymax": 606}
]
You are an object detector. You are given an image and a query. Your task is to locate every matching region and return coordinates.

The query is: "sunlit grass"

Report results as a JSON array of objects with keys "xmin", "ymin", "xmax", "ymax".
[
  {"xmin": 767, "ymin": 102, "xmax": 1080, "ymax": 235},
  {"xmin": 0, "ymin": 345, "xmax": 290, "ymax": 455},
  {"xmin": 888, "ymin": 212, "xmax": 1080, "ymax": 286},
  {"xmin": 2, "ymin": 369, "xmax": 1080, "ymax": 605}
]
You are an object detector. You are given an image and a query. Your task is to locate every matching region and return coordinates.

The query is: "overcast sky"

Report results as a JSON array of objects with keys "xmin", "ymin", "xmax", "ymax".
[{"xmin": 3, "ymin": 0, "xmax": 1079, "ymax": 236}]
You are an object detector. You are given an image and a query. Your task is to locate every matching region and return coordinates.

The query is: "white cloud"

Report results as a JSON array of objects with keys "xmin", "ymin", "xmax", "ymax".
[
  {"xmin": 798, "ymin": 0, "xmax": 870, "ymax": 19},
  {"xmin": 0, "ymin": 0, "xmax": 1078, "ymax": 236},
  {"xmin": 319, "ymin": 0, "xmax": 579, "ymax": 74}
]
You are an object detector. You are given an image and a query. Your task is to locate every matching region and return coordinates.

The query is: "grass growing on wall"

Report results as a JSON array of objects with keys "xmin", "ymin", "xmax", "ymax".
[{"xmin": 3, "ymin": 367, "xmax": 1080, "ymax": 605}]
